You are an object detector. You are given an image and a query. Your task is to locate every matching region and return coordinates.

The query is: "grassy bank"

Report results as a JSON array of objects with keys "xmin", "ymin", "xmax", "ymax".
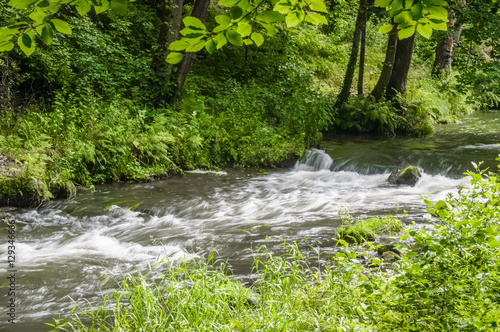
[{"xmin": 48, "ymin": 160, "xmax": 500, "ymax": 331}]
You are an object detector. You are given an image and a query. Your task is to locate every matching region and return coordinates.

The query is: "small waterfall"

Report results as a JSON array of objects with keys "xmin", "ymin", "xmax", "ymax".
[{"xmin": 294, "ymin": 148, "xmax": 333, "ymax": 171}]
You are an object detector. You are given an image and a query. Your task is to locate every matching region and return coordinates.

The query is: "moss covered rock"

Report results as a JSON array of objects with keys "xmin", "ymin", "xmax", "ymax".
[{"xmin": 387, "ymin": 166, "xmax": 421, "ymax": 186}]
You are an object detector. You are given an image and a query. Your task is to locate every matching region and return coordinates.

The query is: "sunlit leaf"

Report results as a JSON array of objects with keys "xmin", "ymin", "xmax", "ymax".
[
  {"xmin": 226, "ymin": 30, "xmax": 243, "ymax": 46},
  {"xmin": 51, "ymin": 19, "xmax": 72, "ymax": 34},
  {"xmin": 166, "ymin": 51, "xmax": 184, "ymax": 64},
  {"xmin": 250, "ymin": 32, "xmax": 264, "ymax": 46}
]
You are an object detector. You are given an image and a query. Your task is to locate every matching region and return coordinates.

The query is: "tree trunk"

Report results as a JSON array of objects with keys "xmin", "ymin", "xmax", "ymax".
[
  {"xmin": 334, "ymin": 0, "xmax": 367, "ymax": 109},
  {"xmin": 174, "ymin": 0, "xmax": 210, "ymax": 100},
  {"xmin": 357, "ymin": 12, "xmax": 366, "ymax": 95},
  {"xmin": 371, "ymin": 23, "xmax": 398, "ymax": 100},
  {"xmin": 432, "ymin": 10, "xmax": 456, "ymax": 76},
  {"xmin": 386, "ymin": 32, "xmax": 416, "ymax": 100},
  {"xmin": 151, "ymin": 0, "xmax": 184, "ymax": 102}
]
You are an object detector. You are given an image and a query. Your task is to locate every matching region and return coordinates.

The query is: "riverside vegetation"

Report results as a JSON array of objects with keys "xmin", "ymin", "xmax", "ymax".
[
  {"xmin": 1, "ymin": 0, "xmax": 499, "ymax": 205},
  {"xmin": 47, "ymin": 160, "xmax": 500, "ymax": 331}
]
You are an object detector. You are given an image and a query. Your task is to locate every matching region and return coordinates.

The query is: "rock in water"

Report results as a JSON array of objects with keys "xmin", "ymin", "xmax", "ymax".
[{"xmin": 387, "ymin": 166, "xmax": 421, "ymax": 186}]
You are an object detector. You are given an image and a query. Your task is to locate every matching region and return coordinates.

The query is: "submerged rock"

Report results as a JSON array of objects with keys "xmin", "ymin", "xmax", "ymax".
[{"xmin": 387, "ymin": 166, "xmax": 421, "ymax": 186}]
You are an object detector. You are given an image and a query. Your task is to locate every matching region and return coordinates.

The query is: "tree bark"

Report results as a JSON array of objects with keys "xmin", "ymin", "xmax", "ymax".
[
  {"xmin": 357, "ymin": 11, "xmax": 366, "ymax": 95},
  {"xmin": 386, "ymin": 32, "xmax": 416, "ymax": 100},
  {"xmin": 174, "ymin": 0, "xmax": 210, "ymax": 100},
  {"xmin": 151, "ymin": 0, "xmax": 184, "ymax": 101},
  {"xmin": 334, "ymin": 0, "xmax": 367, "ymax": 109},
  {"xmin": 432, "ymin": 10, "xmax": 456, "ymax": 76},
  {"xmin": 371, "ymin": 23, "xmax": 398, "ymax": 100}
]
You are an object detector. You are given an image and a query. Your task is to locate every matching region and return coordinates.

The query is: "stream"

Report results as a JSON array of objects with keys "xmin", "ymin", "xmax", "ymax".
[{"xmin": 1, "ymin": 110, "xmax": 499, "ymax": 331}]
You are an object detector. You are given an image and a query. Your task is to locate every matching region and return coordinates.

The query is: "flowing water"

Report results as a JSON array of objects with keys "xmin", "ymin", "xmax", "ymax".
[{"xmin": 1, "ymin": 110, "xmax": 500, "ymax": 331}]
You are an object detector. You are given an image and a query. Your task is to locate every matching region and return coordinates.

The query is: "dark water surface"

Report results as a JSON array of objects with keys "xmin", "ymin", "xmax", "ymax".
[{"xmin": 1, "ymin": 110, "xmax": 499, "ymax": 331}]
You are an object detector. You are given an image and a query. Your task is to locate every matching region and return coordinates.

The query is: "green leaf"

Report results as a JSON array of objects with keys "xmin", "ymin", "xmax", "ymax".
[
  {"xmin": 7, "ymin": 0, "xmax": 38, "ymax": 9},
  {"xmin": 305, "ymin": 12, "xmax": 327, "ymax": 25},
  {"xmin": 41, "ymin": 24, "xmax": 53, "ymax": 44},
  {"xmin": 226, "ymin": 30, "xmax": 243, "ymax": 46},
  {"xmin": 215, "ymin": 33, "xmax": 227, "ymax": 49},
  {"xmin": 218, "ymin": 0, "xmax": 239, "ymax": 7},
  {"xmin": 236, "ymin": 22, "xmax": 251, "ymax": 37},
  {"xmin": 416, "ymin": 23, "xmax": 432, "ymax": 39},
  {"xmin": 110, "ymin": 0, "xmax": 127, "ymax": 15},
  {"xmin": 186, "ymin": 40, "xmax": 205, "ymax": 52},
  {"xmin": 428, "ymin": 20, "xmax": 447, "ymax": 30},
  {"xmin": 230, "ymin": 6, "xmax": 243, "ymax": 20},
  {"xmin": 430, "ymin": 0, "xmax": 448, "ymax": 6},
  {"xmin": 29, "ymin": 10, "xmax": 46, "ymax": 24},
  {"xmin": 243, "ymin": 38, "xmax": 253, "ymax": 45},
  {"xmin": 285, "ymin": 10, "xmax": 301, "ymax": 27},
  {"xmin": 427, "ymin": 5, "xmax": 448, "ymax": 20},
  {"xmin": 378, "ymin": 24, "xmax": 394, "ymax": 33},
  {"xmin": 374, "ymin": 0, "xmax": 392, "ymax": 7},
  {"xmin": 273, "ymin": 0, "xmax": 292, "ymax": 14},
  {"xmin": 18, "ymin": 32, "xmax": 35, "ymax": 56},
  {"xmin": 215, "ymin": 14, "xmax": 231, "ymax": 26},
  {"xmin": 410, "ymin": 2, "xmax": 423, "ymax": 20},
  {"xmin": 37, "ymin": 0, "xmax": 50, "ymax": 7},
  {"xmin": 50, "ymin": 19, "xmax": 72, "ymax": 34},
  {"xmin": 93, "ymin": 0, "xmax": 109, "ymax": 14},
  {"xmin": 257, "ymin": 10, "xmax": 285, "ymax": 23},
  {"xmin": 168, "ymin": 39, "xmax": 190, "ymax": 51},
  {"xmin": 308, "ymin": 0, "xmax": 327, "ymax": 13},
  {"xmin": 259, "ymin": 22, "xmax": 276, "ymax": 36},
  {"xmin": 166, "ymin": 52, "xmax": 184, "ymax": 64},
  {"xmin": 76, "ymin": 0, "xmax": 91, "ymax": 15},
  {"xmin": 205, "ymin": 39, "xmax": 216, "ymax": 54},
  {"xmin": 398, "ymin": 25, "xmax": 415, "ymax": 39},
  {"xmin": 394, "ymin": 10, "xmax": 415, "ymax": 24},
  {"xmin": 250, "ymin": 32, "xmax": 264, "ymax": 46},
  {"xmin": 183, "ymin": 16, "xmax": 206, "ymax": 31},
  {"xmin": 180, "ymin": 28, "xmax": 205, "ymax": 38},
  {"xmin": 0, "ymin": 41, "xmax": 14, "ymax": 52}
]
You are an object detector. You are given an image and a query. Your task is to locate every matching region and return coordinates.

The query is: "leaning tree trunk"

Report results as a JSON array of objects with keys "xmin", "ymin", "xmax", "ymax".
[
  {"xmin": 371, "ymin": 23, "xmax": 398, "ymax": 100},
  {"xmin": 334, "ymin": 0, "xmax": 367, "ymax": 109},
  {"xmin": 173, "ymin": 0, "xmax": 210, "ymax": 101},
  {"xmin": 385, "ymin": 32, "xmax": 416, "ymax": 100},
  {"xmin": 151, "ymin": 0, "xmax": 184, "ymax": 102}
]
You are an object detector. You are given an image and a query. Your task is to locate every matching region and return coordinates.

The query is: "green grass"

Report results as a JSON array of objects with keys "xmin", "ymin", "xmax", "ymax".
[{"xmin": 336, "ymin": 215, "xmax": 403, "ymax": 244}]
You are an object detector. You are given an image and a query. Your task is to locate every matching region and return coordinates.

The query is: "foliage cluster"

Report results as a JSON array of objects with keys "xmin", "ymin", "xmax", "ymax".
[
  {"xmin": 49, "ymin": 159, "xmax": 500, "ymax": 330},
  {"xmin": 336, "ymin": 214, "xmax": 403, "ymax": 243}
]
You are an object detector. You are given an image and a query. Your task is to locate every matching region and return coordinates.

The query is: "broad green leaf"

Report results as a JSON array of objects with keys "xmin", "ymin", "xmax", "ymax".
[
  {"xmin": 41, "ymin": 24, "xmax": 53, "ymax": 44},
  {"xmin": 215, "ymin": 14, "xmax": 231, "ymax": 26},
  {"xmin": 308, "ymin": 0, "xmax": 327, "ymax": 13},
  {"xmin": 183, "ymin": 16, "xmax": 206, "ymax": 31},
  {"xmin": 230, "ymin": 6, "xmax": 243, "ymax": 20},
  {"xmin": 427, "ymin": 5, "xmax": 448, "ymax": 20},
  {"xmin": 394, "ymin": 10, "xmax": 414, "ymax": 24},
  {"xmin": 215, "ymin": 33, "xmax": 227, "ymax": 49},
  {"xmin": 93, "ymin": 0, "xmax": 110, "ymax": 14},
  {"xmin": 110, "ymin": 0, "xmax": 127, "ymax": 15},
  {"xmin": 166, "ymin": 52, "xmax": 184, "ymax": 64},
  {"xmin": 285, "ymin": 10, "xmax": 301, "ymax": 27},
  {"xmin": 186, "ymin": 40, "xmax": 205, "ymax": 52},
  {"xmin": 429, "ymin": 0, "xmax": 448, "ymax": 6},
  {"xmin": 226, "ymin": 30, "xmax": 243, "ymax": 46},
  {"xmin": 237, "ymin": 22, "xmax": 251, "ymax": 37},
  {"xmin": 0, "ymin": 41, "xmax": 14, "ymax": 52},
  {"xmin": 205, "ymin": 39, "xmax": 216, "ymax": 53},
  {"xmin": 51, "ymin": 19, "xmax": 72, "ymax": 34},
  {"xmin": 213, "ymin": 24, "xmax": 230, "ymax": 33},
  {"xmin": 237, "ymin": 0, "xmax": 250, "ymax": 11},
  {"xmin": 259, "ymin": 22, "xmax": 276, "ymax": 36},
  {"xmin": 374, "ymin": 0, "xmax": 392, "ymax": 7},
  {"xmin": 29, "ymin": 10, "xmax": 46, "ymax": 24},
  {"xmin": 37, "ymin": 0, "xmax": 50, "ymax": 7},
  {"xmin": 218, "ymin": 0, "xmax": 239, "ymax": 7},
  {"xmin": 398, "ymin": 25, "xmax": 415, "ymax": 39},
  {"xmin": 305, "ymin": 12, "xmax": 327, "ymax": 25},
  {"xmin": 168, "ymin": 39, "xmax": 191, "ymax": 51},
  {"xmin": 7, "ymin": 0, "xmax": 37, "ymax": 9},
  {"xmin": 273, "ymin": 0, "xmax": 292, "ymax": 14},
  {"xmin": 18, "ymin": 31, "xmax": 35, "ymax": 56},
  {"xmin": 0, "ymin": 27, "xmax": 20, "ymax": 42},
  {"xmin": 243, "ymin": 38, "xmax": 253, "ymax": 45},
  {"xmin": 257, "ymin": 10, "xmax": 285, "ymax": 23},
  {"xmin": 250, "ymin": 32, "xmax": 264, "ymax": 46},
  {"xmin": 428, "ymin": 20, "xmax": 447, "ymax": 30},
  {"xmin": 410, "ymin": 2, "xmax": 423, "ymax": 20},
  {"xmin": 416, "ymin": 23, "xmax": 432, "ymax": 39},
  {"xmin": 76, "ymin": 0, "xmax": 91, "ymax": 16},
  {"xmin": 180, "ymin": 27, "xmax": 205, "ymax": 38},
  {"xmin": 378, "ymin": 24, "xmax": 393, "ymax": 33}
]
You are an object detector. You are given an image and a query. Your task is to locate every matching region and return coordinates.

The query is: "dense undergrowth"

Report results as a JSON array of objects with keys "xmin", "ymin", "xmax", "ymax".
[
  {"xmin": 0, "ymin": 0, "xmax": 496, "ymax": 205},
  {"xmin": 48, "ymin": 161, "xmax": 500, "ymax": 331}
]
